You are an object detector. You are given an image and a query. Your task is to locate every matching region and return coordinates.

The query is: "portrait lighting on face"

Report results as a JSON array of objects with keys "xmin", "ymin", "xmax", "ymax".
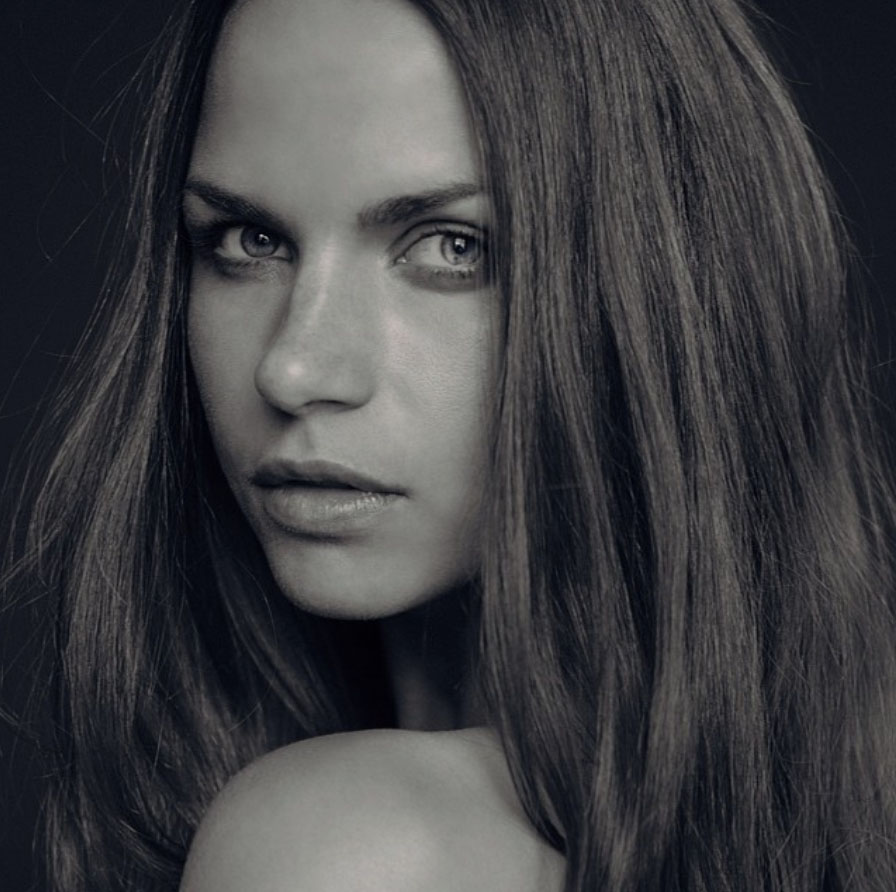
[{"xmin": 184, "ymin": 0, "xmax": 496, "ymax": 620}]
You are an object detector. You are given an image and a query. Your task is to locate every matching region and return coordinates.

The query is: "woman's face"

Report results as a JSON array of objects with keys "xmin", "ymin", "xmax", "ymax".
[{"xmin": 185, "ymin": 0, "xmax": 495, "ymax": 618}]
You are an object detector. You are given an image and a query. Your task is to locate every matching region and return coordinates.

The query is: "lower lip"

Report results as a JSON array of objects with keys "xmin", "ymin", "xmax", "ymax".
[{"xmin": 258, "ymin": 485, "xmax": 400, "ymax": 536}]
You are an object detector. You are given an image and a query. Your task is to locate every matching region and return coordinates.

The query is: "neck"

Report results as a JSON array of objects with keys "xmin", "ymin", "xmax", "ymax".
[{"xmin": 378, "ymin": 585, "xmax": 484, "ymax": 731}]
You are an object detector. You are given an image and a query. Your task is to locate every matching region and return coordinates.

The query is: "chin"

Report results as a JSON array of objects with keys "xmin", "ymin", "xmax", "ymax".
[
  {"xmin": 276, "ymin": 582, "xmax": 433, "ymax": 621},
  {"xmin": 265, "ymin": 548, "xmax": 469, "ymax": 621}
]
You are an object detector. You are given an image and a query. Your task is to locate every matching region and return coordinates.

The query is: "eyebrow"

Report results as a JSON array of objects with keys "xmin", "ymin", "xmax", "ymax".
[
  {"xmin": 182, "ymin": 178, "xmax": 485, "ymax": 233},
  {"xmin": 356, "ymin": 181, "xmax": 484, "ymax": 228},
  {"xmin": 183, "ymin": 180, "xmax": 293, "ymax": 234}
]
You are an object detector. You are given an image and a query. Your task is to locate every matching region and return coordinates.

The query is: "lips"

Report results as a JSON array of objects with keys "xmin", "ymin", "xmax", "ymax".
[
  {"xmin": 250, "ymin": 458, "xmax": 403, "ymax": 536},
  {"xmin": 250, "ymin": 458, "xmax": 400, "ymax": 493}
]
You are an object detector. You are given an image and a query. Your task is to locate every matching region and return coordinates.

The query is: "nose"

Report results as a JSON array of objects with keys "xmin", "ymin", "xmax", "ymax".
[{"xmin": 254, "ymin": 258, "xmax": 377, "ymax": 416}]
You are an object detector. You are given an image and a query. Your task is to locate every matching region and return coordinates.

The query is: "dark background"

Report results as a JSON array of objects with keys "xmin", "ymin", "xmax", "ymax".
[{"xmin": 1, "ymin": 1, "xmax": 893, "ymax": 888}]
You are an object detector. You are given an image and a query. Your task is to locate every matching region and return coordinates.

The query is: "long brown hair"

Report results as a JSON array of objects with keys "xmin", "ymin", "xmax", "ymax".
[{"xmin": 12, "ymin": 0, "xmax": 896, "ymax": 889}]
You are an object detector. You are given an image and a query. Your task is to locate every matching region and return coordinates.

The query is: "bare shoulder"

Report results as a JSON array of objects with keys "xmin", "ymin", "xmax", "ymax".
[{"xmin": 179, "ymin": 727, "xmax": 565, "ymax": 892}]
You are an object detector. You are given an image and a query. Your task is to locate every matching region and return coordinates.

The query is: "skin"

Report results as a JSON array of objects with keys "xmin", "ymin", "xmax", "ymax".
[
  {"xmin": 186, "ymin": 0, "xmax": 497, "ymax": 621},
  {"xmin": 180, "ymin": 4, "xmax": 565, "ymax": 887},
  {"xmin": 180, "ymin": 728, "xmax": 566, "ymax": 891}
]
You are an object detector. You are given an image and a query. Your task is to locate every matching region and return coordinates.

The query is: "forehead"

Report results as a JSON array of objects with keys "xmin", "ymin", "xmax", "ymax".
[{"xmin": 190, "ymin": 0, "xmax": 479, "ymax": 211}]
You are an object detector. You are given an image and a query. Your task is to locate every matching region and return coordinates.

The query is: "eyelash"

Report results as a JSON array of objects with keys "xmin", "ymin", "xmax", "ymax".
[
  {"xmin": 395, "ymin": 223, "xmax": 488, "ymax": 286},
  {"xmin": 183, "ymin": 217, "xmax": 489, "ymax": 287},
  {"xmin": 184, "ymin": 220, "xmax": 291, "ymax": 277}
]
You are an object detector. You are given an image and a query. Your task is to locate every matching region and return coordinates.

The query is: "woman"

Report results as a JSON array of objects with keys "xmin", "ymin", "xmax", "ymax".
[{"xmin": 13, "ymin": 0, "xmax": 896, "ymax": 889}]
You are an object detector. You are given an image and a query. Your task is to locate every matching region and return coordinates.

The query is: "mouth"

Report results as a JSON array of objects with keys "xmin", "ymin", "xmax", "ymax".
[
  {"xmin": 250, "ymin": 459, "xmax": 403, "ymax": 536},
  {"xmin": 251, "ymin": 458, "xmax": 398, "ymax": 493}
]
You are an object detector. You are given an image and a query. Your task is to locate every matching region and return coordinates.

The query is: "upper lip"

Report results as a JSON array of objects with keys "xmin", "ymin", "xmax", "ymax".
[{"xmin": 250, "ymin": 458, "xmax": 401, "ymax": 494}]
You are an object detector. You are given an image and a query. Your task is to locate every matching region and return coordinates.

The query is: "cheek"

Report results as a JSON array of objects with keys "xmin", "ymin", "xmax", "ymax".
[
  {"xmin": 393, "ymin": 288, "xmax": 496, "ymax": 415},
  {"xmin": 404, "ymin": 313, "xmax": 496, "ymax": 499},
  {"xmin": 187, "ymin": 288, "xmax": 263, "ymax": 463},
  {"xmin": 189, "ymin": 281, "xmax": 246, "ymax": 380}
]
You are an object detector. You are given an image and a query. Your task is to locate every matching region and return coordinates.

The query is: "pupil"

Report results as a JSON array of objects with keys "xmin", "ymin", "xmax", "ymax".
[
  {"xmin": 241, "ymin": 227, "xmax": 276, "ymax": 257},
  {"xmin": 442, "ymin": 234, "xmax": 479, "ymax": 265}
]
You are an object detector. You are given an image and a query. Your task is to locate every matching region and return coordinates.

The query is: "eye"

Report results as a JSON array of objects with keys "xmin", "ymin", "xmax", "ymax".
[
  {"xmin": 394, "ymin": 224, "xmax": 489, "ymax": 293},
  {"xmin": 184, "ymin": 218, "xmax": 295, "ymax": 278},
  {"xmin": 218, "ymin": 225, "xmax": 290, "ymax": 260},
  {"xmin": 398, "ymin": 229, "xmax": 484, "ymax": 271}
]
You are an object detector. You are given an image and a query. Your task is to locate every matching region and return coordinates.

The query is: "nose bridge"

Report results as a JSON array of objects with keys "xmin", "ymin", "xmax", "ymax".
[{"xmin": 254, "ymin": 244, "xmax": 376, "ymax": 414}]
